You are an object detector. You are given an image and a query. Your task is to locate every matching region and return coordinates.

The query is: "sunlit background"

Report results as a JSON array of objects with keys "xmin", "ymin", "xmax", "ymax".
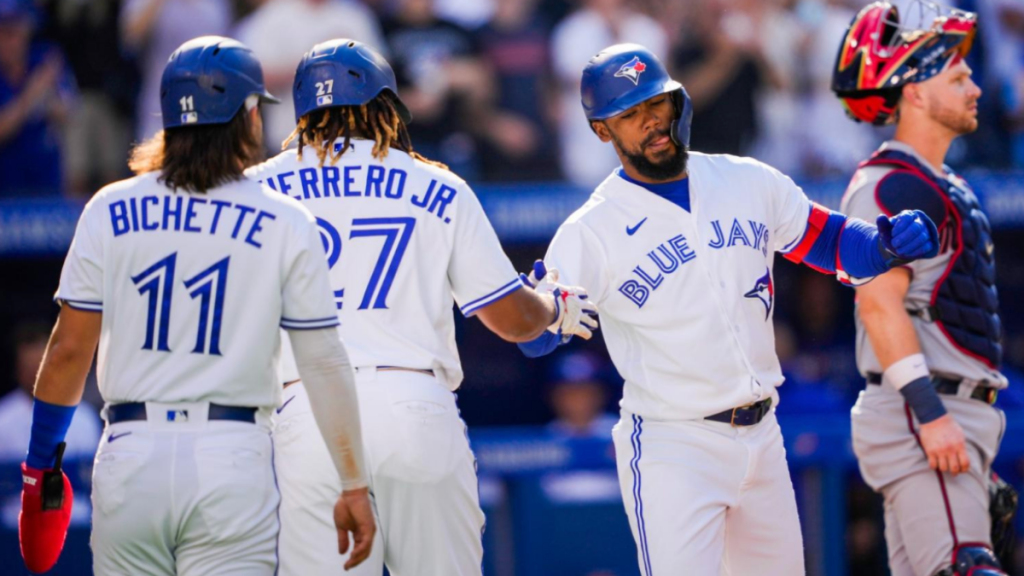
[{"xmin": 1, "ymin": 0, "xmax": 1023, "ymax": 574}]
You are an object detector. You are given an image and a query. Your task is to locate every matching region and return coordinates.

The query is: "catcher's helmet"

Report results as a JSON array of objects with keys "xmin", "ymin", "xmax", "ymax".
[
  {"xmin": 832, "ymin": 0, "xmax": 976, "ymax": 125},
  {"xmin": 160, "ymin": 36, "xmax": 278, "ymax": 130},
  {"xmin": 581, "ymin": 43, "xmax": 694, "ymax": 148},
  {"xmin": 292, "ymin": 39, "xmax": 411, "ymax": 124}
]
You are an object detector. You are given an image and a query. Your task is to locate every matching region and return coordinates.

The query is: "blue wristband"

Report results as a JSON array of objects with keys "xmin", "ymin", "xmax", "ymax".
[
  {"xmin": 837, "ymin": 218, "xmax": 890, "ymax": 278},
  {"xmin": 27, "ymin": 399, "xmax": 76, "ymax": 469},
  {"xmin": 899, "ymin": 377, "xmax": 948, "ymax": 424},
  {"xmin": 518, "ymin": 331, "xmax": 564, "ymax": 358}
]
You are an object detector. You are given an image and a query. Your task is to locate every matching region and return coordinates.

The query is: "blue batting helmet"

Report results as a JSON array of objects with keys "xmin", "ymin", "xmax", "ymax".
[
  {"xmin": 581, "ymin": 44, "xmax": 693, "ymax": 148},
  {"xmin": 292, "ymin": 39, "xmax": 412, "ymax": 124},
  {"xmin": 160, "ymin": 36, "xmax": 278, "ymax": 130}
]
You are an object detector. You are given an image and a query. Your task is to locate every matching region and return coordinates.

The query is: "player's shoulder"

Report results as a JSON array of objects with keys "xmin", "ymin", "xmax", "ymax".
[
  {"xmin": 406, "ymin": 151, "xmax": 470, "ymax": 189},
  {"xmin": 84, "ymin": 172, "xmax": 161, "ymax": 212},
  {"xmin": 843, "ymin": 159, "xmax": 946, "ymax": 222},
  {"xmin": 245, "ymin": 148, "xmax": 297, "ymax": 181},
  {"xmin": 689, "ymin": 151, "xmax": 788, "ymax": 181}
]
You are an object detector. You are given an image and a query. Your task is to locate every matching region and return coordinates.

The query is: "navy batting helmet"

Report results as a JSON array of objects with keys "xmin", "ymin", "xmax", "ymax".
[
  {"xmin": 160, "ymin": 36, "xmax": 278, "ymax": 130},
  {"xmin": 292, "ymin": 39, "xmax": 411, "ymax": 124},
  {"xmin": 581, "ymin": 44, "xmax": 693, "ymax": 148}
]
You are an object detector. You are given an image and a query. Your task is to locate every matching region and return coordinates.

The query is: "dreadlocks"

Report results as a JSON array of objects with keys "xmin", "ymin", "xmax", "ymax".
[{"xmin": 282, "ymin": 94, "xmax": 447, "ymax": 170}]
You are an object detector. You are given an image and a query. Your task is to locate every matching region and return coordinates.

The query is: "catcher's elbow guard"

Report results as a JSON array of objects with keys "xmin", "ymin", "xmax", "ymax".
[{"xmin": 19, "ymin": 442, "xmax": 74, "ymax": 574}]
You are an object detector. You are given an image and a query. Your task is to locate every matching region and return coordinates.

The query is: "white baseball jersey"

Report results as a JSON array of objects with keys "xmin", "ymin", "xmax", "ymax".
[
  {"xmin": 55, "ymin": 172, "xmax": 339, "ymax": 409},
  {"xmin": 246, "ymin": 139, "xmax": 522, "ymax": 390},
  {"xmin": 545, "ymin": 153, "xmax": 814, "ymax": 421}
]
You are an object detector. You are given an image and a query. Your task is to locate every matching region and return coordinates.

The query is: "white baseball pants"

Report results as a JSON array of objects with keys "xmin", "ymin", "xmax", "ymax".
[
  {"xmin": 91, "ymin": 403, "xmax": 279, "ymax": 576},
  {"xmin": 273, "ymin": 369, "xmax": 485, "ymax": 576},
  {"xmin": 612, "ymin": 409, "xmax": 805, "ymax": 575}
]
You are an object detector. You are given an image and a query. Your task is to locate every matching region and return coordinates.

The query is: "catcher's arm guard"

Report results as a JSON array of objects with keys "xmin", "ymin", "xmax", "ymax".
[
  {"xmin": 989, "ymin": 471, "xmax": 1018, "ymax": 565},
  {"xmin": 19, "ymin": 442, "xmax": 74, "ymax": 574}
]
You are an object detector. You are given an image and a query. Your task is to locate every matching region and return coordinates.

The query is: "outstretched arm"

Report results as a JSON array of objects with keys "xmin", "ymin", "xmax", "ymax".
[{"xmin": 783, "ymin": 203, "xmax": 939, "ymax": 285}]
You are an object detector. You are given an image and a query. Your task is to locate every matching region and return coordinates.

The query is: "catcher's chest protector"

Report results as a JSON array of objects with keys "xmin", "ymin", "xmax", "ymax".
[{"xmin": 865, "ymin": 149, "xmax": 1002, "ymax": 368}]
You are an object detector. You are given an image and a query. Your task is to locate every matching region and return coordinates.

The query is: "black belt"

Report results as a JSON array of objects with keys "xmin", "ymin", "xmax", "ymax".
[
  {"xmin": 866, "ymin": 372, "xmax": 998, "ymax": 405},
  {"xmin": 706, "ymin": 398, "xmax": 773, "ymax": 427},
  {"xmin": 107, "ymin": 402, "xmax": 257, "ymax": 424}
]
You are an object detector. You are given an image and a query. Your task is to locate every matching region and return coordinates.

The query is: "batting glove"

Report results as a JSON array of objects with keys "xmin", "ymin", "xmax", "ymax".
[
  {"xmin": 20, "ymin": 442, "xmax": 73, "ymax": 574},
  {"xmin": 523, "ymin": 260, "xmax": 599, "ymax": 340},
  {"xmin": 876, "ymin": 209, "xmax": 940, "ymax": 267}
]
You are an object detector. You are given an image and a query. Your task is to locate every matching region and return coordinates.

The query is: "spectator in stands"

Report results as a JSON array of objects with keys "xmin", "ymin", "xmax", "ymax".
[
  {"xmin": 0, "ymin": 321, "xmax": 101, "ymax": 463},
  {"xmin": 234, "ymin": 0, "xmax": 385, "ymax": 151},
  {"xmin": 670, "ymin": 0, "xmax": 781, "ymax": 156},
  {"xmin": 546, "ymin": 351, "xmax": 617, "ymax": 439},
  {"xmin": 798, "ymin": 0, "xmax": 880, "ymax": 176},
  {"xmin": 41, "ymin": 0, "xmax": 137, "ymax": 196},
  {"xmin": 0, "ymin": 0, "xmax": 75, "ymax": 197},
  {"xmin": 120, "ymin": 0, "xmax": 232, "ymax": 142},
  {"xmin": 975, "ymin": 0, "xmax": 1024, "ymax": 167},
  {"xmin": 0, "ymin": 321, "xmax": 100, "ymax": 530},
  {"xmin": 381, "ymin": 0, "xmax": 492, "ymax": 177},
  {"xmin": 551, "ymin": 0, "xmax": 668, "ymax": 187},
  {"xmin": 475, "ymin": 0, "xmax": 561, "ymax": 181}
]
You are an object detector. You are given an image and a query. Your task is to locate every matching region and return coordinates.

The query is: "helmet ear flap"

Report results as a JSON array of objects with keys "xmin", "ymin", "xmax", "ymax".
[{"xmin": 669, "ymin": 88, "xmax": 693, "ymax": 148}]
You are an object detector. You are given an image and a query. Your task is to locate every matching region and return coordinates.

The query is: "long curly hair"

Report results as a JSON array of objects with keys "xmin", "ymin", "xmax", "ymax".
[{"xmin": 282, "ymin": 93, "xmax": 446, "ymax": 170}]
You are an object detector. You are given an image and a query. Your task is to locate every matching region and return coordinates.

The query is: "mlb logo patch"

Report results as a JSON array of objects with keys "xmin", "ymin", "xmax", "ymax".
[
  {"xmin": 614, "ymin": 56, "xmax": 648, "ymax": 85},
  {"xmin": 166, "ymin": 409, "xmax": 190, "ymax": 422},
  {"xmin": 317, "ymin": 94, "xmax": 334, "ymax": 107},
  {"xmin": 181, "ymin": 111, "xmax": 199, "ymax": 124}
]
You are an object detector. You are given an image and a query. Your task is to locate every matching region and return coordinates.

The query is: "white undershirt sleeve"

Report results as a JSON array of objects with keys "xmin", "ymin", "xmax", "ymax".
[{"xmin": 287, "ymin": 327, "xmax": 368, "ymax": 490}]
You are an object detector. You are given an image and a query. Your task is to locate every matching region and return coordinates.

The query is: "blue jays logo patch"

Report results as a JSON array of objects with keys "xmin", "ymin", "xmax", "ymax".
[
  {"xmin": 614, "ymin": 56, "xmax": 647, "ymax": 85},
  {"xmin": 744, "ymin": 269, "xmax": 773, "ymax": 320}
]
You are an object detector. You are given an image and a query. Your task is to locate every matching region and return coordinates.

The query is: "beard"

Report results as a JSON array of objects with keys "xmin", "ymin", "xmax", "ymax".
[
  {"xmin": 928, "ymin": 95, "xmax": 978, "ymax": 135},
  {"xmin": 612, "ymin": 128, "xmax": 689, "ymax": 181}
]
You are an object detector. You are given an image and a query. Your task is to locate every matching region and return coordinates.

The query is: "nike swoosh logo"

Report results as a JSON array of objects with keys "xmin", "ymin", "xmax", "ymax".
[
  {"xmin": 277, "ymin": 396, "xmax": 296, "ymax": 414},
  {"xmin": 627, "ymin": 217, "xmax": 648, "ymax": 236},
  {"xmin": 108, "ymin": 431, "xmax": 132, "ymax": 443}
]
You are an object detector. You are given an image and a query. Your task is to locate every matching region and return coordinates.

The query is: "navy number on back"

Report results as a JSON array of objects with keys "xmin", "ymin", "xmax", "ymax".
[{"xmin": 132, "ymin": 253, "xmax": 231, "ymax": 355}]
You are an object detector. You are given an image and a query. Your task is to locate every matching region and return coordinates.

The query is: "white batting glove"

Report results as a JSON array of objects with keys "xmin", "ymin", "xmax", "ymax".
[
  {"xmin": 523, "ymin": 260, "xmax": 599, "ymax": 340},
  {"xmin": 547, "ymin": 284, "xmax": 599, "ymax": 340}
]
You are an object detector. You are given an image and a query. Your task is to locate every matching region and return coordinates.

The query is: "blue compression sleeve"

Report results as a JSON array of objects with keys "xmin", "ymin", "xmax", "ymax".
[
  {"xmin": 26, "ymin": 398, "xmax": 76, "ymax": 469},
  {"xmin": 836, "ymin": 218, "xmax": 890, "ymax": 279},
  {"xmin": 518, "ymin": 331, "xmax": 563, "ymax": 358},
  {"xmin": 801, "ymin": 212, "xmax": 846, "ymax": 272}
]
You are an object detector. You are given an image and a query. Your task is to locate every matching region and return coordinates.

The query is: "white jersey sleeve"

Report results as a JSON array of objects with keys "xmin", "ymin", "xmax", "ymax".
[
  {"xmin": 280, "ymin": 213, "xmax": 341, "ymax": 331},
  {"xmin": 768, "ymin": 164, "xmax": 814, "ymax": 255},
  {"xmin": 448, "ymin": 183, "xmax": 522, "ymax": 316},
  {"xmin": 544, "ymin": 217, "xmax": 609, "ymax": 303},
  {"xmin": 55, "ymin": 199, "xmax": 105, "ymax": 312}
]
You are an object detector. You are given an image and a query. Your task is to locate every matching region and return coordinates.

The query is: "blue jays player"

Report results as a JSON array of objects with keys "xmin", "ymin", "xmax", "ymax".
[
  {"xmin": 520, "ymin": 43, "xmax": 941, "ymax": 574},
  {"xmin": 18, "ymin": 37, "xmax": 375, "ymax": 575},
  {"xmin": 835, "ymin": 4, "xmax": 1013, "ymax": 575},
  {"xmin": 246, "ymin": 39, "xmax": 597, "ymax": 576}
]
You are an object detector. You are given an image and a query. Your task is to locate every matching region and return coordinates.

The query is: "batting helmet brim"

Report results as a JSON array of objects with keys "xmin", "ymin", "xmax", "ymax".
[{"xmin": 586, "ymin": 78, "xmax": 682, "ymax": 121}]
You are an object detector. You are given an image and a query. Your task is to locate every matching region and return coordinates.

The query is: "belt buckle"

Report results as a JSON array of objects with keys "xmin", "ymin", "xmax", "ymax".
[
  {"xmin": 730, "ymin": 406, "xmax": 741, "ymax": 427},
  {"xmin": 986, "ymin": 388, "xmax": 998, "ymax": 405}
]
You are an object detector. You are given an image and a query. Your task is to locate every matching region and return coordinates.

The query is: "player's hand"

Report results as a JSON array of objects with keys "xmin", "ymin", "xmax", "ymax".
[
  {"xmin": 876, "ymin": 210, "xmax": 939, "ymax": 265},
  {"xmin": 524, "ymin": 261, "xmax": 599, "ymax": 339},
  {"xmin": 334, "ymin": 487, "xmax": 375, "ymax": 570},
  {"xmin": 19, "ymin": 443, "xmax": 74, "ymax": 574},
  {"xmin": 919, "ymin": 414, "xmax": 971, "ymax": 475}
]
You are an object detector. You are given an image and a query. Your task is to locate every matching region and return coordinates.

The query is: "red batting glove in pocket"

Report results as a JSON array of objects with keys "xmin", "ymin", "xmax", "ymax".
[{"xmin": 19, "ymin": 442, "xmax": 73, "ymax": 574}]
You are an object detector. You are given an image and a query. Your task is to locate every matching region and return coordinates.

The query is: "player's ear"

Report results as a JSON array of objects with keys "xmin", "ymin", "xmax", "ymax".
[
  {"xmin": 900, "ymin": 82, "xmax": 925, "ymax": 112},
  {"xmin": 592, "ymin": 120, "xmax": 612, "ymax": 143}
]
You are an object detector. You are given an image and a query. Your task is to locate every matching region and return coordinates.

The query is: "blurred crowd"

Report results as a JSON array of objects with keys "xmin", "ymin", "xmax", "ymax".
[{"xmin": 4, "ymin": 0, "xmax": 1024, "ymax": 198}]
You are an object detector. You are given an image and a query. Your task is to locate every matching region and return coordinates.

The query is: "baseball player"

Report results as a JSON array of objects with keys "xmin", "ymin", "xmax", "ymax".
[
  {"xmin": 519, "ymin": 43, "xmax": 941, "ymax": 575},
  {"xmin": 18, "ymin": 36, "xmax": 375, "ymax": 575},
  {"xmin": 833, "ymin": 3, "xmax": 1013, "ymax": 575},
  {"xmin": 245, "ymin": 39, "xmax": 597, "ymax": 576}
]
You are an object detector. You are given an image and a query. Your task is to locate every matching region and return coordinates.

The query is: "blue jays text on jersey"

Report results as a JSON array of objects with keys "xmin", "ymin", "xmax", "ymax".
[
  {"xmin": 617, "ymin": 219, "xmax": 769, "ymax": 309},
  {"xmin": 108, "ymin": 195, "xmax": 277, "ymax": 249},
  {"xmin": 253, "ymin": 163, "xmax": 457, "ymax": 225}
]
